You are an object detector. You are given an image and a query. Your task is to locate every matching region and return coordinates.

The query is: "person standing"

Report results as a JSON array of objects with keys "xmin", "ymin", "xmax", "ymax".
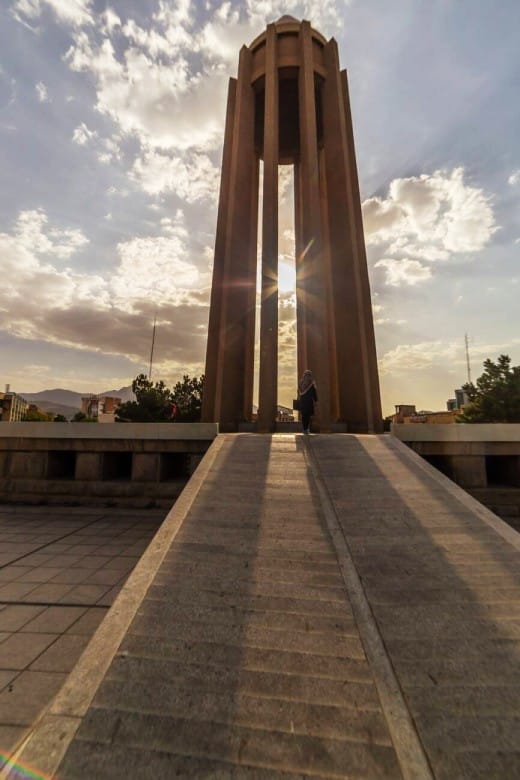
[{"xmin": 298, "ymin": 370, "xmax": 317, "ymax": 433}]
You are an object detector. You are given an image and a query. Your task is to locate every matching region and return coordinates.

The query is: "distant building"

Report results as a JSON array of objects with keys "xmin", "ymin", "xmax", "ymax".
[
  {"xmin": 388, "ymin": 403, "xmax": 459, "ymax": 425},
  {"xmin": 454, "ymin": 388, "xmax": 469, "ymax": 409},
  {"xmin": 277, "ymin": 405, "xmax": 294, "ymax": 422},
  {"xmin": 390, "ymin": 404, "xmax": 417, "ymax": 424},
  {"xmin": 81, "ymin": 395, "xmax": 122, "ymax": 421},
  {"xmin": 0, "ymin": 386, "xmax": 28, "ymax": 421},
  {"xmin": 446, "ymin": 388, "xmax": 469, "ymax": 413}
]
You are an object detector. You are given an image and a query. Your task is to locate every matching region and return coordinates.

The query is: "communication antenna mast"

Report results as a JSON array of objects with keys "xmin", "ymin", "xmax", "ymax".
[
  {"xmin": 148, "ymin": 312, "xmax": 157, "ymax": 379},
  {"xmin": 464, "ymin": 333, "xmax": 472, "ymax": 384}
]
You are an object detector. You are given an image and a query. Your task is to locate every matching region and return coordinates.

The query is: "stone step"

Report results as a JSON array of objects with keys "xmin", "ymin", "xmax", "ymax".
[
  {"xmin": 74, "ymin": 708, "xmax": 401, "ymax": 778},
  {"xmin": 166, "ymin": 542, "xmax": 339, "ymax": 564},
  {"xmin": 95, "ymin": 679, "xmax": 392, "ymax": 744},
  {"xmin": 155, "ymin": 566, "xmax": 345, "ymax": 590},
  {"xmin": 137, "ymin": 599, "xmax": 357, "ymax": 635},
  {"xmin": 153, "ymin": 575, "xmax": 348, "ymax": 603},
  {"xmin": 60, "ymin": 740, "xmax": 338, "ymax": 780},
  {"xmin": 176, "ymin": 527, "xmax": 331, "ymax": 544},
  {"xmin": 129, "ymin": 616, "xmax": 366, "ymax": 659},
  {"xmin": 163, "ymin": 549, "xmax": 341, "ymax": 573},
  {"xmin": 119, "ymin": 634, "xmax": 372, "ymax": 681},
  {"xmin": 146, "ymin": 585, "xmax": 352, "ymax": 617},
  {"xmin": 107, "ymin": 657, "xmax": 381, "ymax": 710}
]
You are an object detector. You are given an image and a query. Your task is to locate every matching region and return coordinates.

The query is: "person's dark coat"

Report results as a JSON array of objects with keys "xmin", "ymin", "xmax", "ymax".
[{"xmin": 299, "ymin": 384, "xmax": 317, "ymax": 415}]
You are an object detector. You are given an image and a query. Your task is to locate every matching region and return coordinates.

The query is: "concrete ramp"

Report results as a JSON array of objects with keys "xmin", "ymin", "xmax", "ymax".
[{"xmin": 7, "ymin": 434, "xmax": 520, "ymax": 779}]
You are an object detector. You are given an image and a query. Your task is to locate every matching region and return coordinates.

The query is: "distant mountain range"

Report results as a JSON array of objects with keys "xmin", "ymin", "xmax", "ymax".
[{"xmin": 19, "ymin": 386, "xmax": 135, "ymax": 417}]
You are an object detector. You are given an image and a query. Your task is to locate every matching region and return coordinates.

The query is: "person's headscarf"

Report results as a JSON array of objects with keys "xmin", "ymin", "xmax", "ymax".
[{"xmin": 298, "ymin": 369, "xmax": 314, "ymax": 395}]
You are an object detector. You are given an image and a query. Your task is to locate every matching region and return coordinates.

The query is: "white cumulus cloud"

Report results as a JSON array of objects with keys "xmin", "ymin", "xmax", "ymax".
[
  {"xmin": 130, "ymin": 148, "xmax": 219, "ymax": 201},
  {"xmin": 35, "ymin": 81, "xmax": 49, "ymax": 101},
  {"xmin": 363, "ymin": 167, "xmax": 498, "ymax": 286},
  {"xmin": 375, "ymin": 258, "xmax": 432, "ymax": 287},
  {"xmin": 11, "ymin": 0, "xmax": 94, "ymax": 28}
]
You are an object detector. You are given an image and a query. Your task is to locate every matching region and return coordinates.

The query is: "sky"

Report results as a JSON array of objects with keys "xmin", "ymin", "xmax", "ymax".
[{"xmin": 0, "ymin": 0, "xmax": 519, "ymax": 416}]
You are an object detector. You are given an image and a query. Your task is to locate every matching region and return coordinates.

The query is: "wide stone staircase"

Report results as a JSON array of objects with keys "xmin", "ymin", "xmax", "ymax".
[{"xmin": 6, "ymin": 433, "xmax": 520, "ymax": 779}]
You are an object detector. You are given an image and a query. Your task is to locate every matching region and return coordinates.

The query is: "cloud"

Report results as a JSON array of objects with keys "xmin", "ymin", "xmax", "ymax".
[
  {"xmin": 11, "ymin": 209, "xmax": 88, "ymax": 259},
  {"xmin": 11, "ymin": 0, "xmax": 94, "ymax": 28},
  {"xmin": 130, "ymin": 148, "xmax": 219, "ymax": 201},
  {"xmin": 35, "ymin": 81, "xmax": 49, "ymax": 101},
  {"xmin": 379, "ymin": 338, "xmax": 520, "ymax": 378},
  {"xmin": 65, "ymin": 22, "xmax": 227, "ymax": 154},
  {"xmin": 364, "ymin": 168, "xmax": 497, "ymax": 252},
  {"xmin": 72, "ymin": 122, "xmax": 96, "ymax": 145},
  {"xmin": 0, "ymin": 209, "xmax": 209, "ymax": 367},
  {"xmin": 374, "ymin": 257, "xmax": 432, "ymax": 287},
  {"xmin": 508, "ymin": 170, "xmax": 520, "ymax": 186},
  {"xmin": 379, "ymin": 341, "xmax": 460, "ymax": 376},
  {"xmin": 363, "ymin": 167, "xmax": 498, "ymax": 286}
]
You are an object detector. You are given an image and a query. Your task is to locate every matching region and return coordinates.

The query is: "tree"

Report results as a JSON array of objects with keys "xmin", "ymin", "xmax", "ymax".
[
  {"xmin": 72, "ymin": 411, "xmax": 97, "ymax": 422},
  {"xmin": 54, "ymin": 414, "xmax": 68, "ymax": 422},
  {"xmin": 22, "ymin": 409, "xmax": 53, "ymax": 422},
  {"xmin": 172, "ymin": 374, "xmax": 204, "ymax": 422},
  {"xmin": 457, "ymin": 354, "xmax": 520, "ymax": 423},
  {"xmin": 115, "ymin": 374, "xmax": 173, "ymax": 422},
  {"xmin": 115, "ymin": 373, "xmax": 205, "ymax": 423}
]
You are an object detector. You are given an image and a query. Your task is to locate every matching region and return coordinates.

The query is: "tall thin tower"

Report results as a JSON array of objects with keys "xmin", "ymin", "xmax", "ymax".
[{"xmin": 202, "ymin": 17, "xmax": 382, "ymax": 433}]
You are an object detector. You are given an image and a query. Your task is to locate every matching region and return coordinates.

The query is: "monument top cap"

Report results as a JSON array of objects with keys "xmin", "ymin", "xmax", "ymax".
[{"xmin": 275, "ymin": 15, "xmax": 299, "ymax": 24}]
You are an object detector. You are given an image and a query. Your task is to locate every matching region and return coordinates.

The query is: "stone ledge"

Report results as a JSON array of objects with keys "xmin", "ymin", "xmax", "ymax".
[{"xmin": 0, "ymin": 422, "xmax": 219, "ymax": 440}]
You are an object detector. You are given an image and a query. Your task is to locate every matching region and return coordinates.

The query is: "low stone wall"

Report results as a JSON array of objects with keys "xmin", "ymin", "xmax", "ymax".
[
  {"xmin": 391, "ymin": 423, "xmax": 520, "ymax": 526},
  {"xmin": 0, "ymin": 422, "xmax": 218, "ymax": 507}
]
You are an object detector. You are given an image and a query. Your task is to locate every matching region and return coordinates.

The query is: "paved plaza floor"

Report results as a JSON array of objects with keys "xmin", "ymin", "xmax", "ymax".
[{"xmin": 0, "ymin": 505, "xmax": 165, "ymax": 760}]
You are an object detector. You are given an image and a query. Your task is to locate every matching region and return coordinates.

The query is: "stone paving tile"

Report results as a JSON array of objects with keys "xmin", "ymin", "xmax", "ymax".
[
  {"xmin": 59, "ymin": 583, "xmax": 111, "ymax": 604},
  {"xmin": 71, "ymin": 555, "xmax": 112, "ymax": 569},
  {"xmin": 81, "ymin": 568, "xmax": 125, "ymax": 586},
  {"xmin": 20, "ymin": 606, "xmax": 87, "ymax": 634},
  {"xmin": 22, "ymin": 583, "xmax": 75, "ymax": 603},
  {"xmin": 0, "ymin": 633, "xmax": 58, "ymax": 670},
  {"xmin": 0, "ymin": 670, "xmax": 67, "ymax": 726},
  {"xmin": 65, "ymin": 607, "xmax": 108, "ymax": 635},
  {"xmin": 0, "ymin": 582, "xmax": 38, "ymax": 601},
  {"xmin": 0, "ymin": 725, "xmax": 29, "ymax": 763},
  {"xmin": 12, "ymin": 567, "xmax": 64, "ymax": 584},
  {"xmin": 0, "ymin": 605, "xmax": 45, "ymax": 631},
  {"xmin": 30, "ymin": 633, "xmax": 91, "ymax": 673},
  {"xmin": 0, "ymin": 670, "xmax": 17, "ymax": 691},
  {"xmin": 48, "ymin": 568, "xmax": 97, "ymax": 585}
]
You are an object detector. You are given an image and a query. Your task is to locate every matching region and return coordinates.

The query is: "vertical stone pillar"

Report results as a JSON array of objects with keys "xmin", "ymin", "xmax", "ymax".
[
  {"xmin": 294, "ymin": 162, "xmax": 308, "ymax": 379},
  {"xmin": 321, "ymin": 37, "xmax": 382, "ymax": 432},
  {"xmin": 341, "ymin": 68, "xmax": 383, "ymax": 432},
  {"xmin": 258, "ymin": 24, "xmax": 279, "ymax": 430},
  {"xmin": 202, "ymin": 80, "xmax": 237, "ymax": 422},
  {"xmin": 298, "ymin": 21, "xmax": 331, "ymax": 428},
  {"xmin": 212, "ymin": 46, "xmax": 258, "ymax": 429}
]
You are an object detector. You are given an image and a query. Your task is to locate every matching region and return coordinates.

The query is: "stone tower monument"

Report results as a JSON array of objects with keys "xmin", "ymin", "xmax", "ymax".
[{"xmin": 202, "ymin": 17, "xmax": 382, "ymax": 433}]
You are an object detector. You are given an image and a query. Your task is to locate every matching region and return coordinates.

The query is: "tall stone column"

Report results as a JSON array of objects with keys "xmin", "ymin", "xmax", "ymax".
[
  {"xmin": 201, "ymin": 80, "xmax": 237, "ymax": 422},
  {"xmin": 298, "ymin": 21, "xmax": 331, "ymax": 428},
  {"xmin": 341, "ymin": 68, "xmax": 383, "ymax": 432},
  {"xmin": 322, "ymin": 38, "xmax": 382, "ymax": 432},
  {"xmin": 258, "ymin": 24, "xmax": 279, "ymax": 431},
  {"xmin": 212, "ymin": 46, "xmax": 258, "ymax": 430},
  {"xmin": 294, "ymin": 162, "xmax": 308, "ymax": 380}
]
